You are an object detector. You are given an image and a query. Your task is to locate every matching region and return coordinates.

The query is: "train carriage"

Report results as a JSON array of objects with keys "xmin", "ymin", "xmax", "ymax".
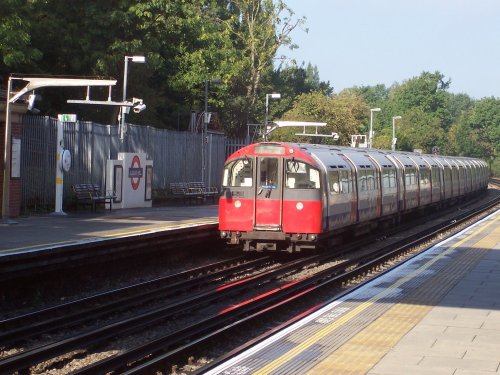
[{"xmin": 219, "ymin": 142, "xmax": 489, "ymax": 252}]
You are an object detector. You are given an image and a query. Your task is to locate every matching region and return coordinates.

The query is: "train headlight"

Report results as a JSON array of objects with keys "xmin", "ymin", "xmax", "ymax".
[
  {"xmin": 221, "ymin": 231, "xmax": 227, "ymax": 238},
  {"xmin": 234, "ymin": 200, "xmax": 242, "ymax": 208},
  {"xmin": 296, "ymin": 202, "xmax": 304, "ymax": 210}
]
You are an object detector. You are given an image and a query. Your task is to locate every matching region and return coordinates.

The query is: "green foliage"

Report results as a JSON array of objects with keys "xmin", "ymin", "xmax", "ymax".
[
  {"xmin": 0, "ymin": 2, "xmax": 497, "ymax": 168},
  {"xmin": 446, "ymin": 97, "xmax": 500, "ymax": 164},
  {"xmin": 393, "ymin": 107, "xmax": 445, "ymax": 153},
  {"xmin": 272, "ymin": 91, "xmax": 368, "ymax": 145},
  {"xmin": 343, "ymin": 84, "xmax": 389, "ymax": 109},
  {"xmin": 0, "ymin": 0, "xmax": 41, "ymax": 69}
]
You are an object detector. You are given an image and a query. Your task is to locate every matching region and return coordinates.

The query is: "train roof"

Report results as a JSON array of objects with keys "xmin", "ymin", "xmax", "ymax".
[{"xmin": 226, "ymin": 142, "xmax": 485, "ymax": 166}]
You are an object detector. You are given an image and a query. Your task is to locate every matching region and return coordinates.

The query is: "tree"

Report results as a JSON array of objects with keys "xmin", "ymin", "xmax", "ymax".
[
  {"xmin": 0, "ymin": 0, "xmax": 41, "ymax": 75},
  {"xmin": 222, "ymin": 0, "xmax": 304, "ymax": 134},
  {"xmin": 447, "ymin": 97, "xmax": 500, "ymax": 174},
  {"xmin": 392, "ymin": 107, "xmax": 445, "ymax": 153},
  {"xmin": 343, "ymin": 84, "xmax": 389, "ymax": 109},
  {"xmin": 271, "ymin": 91, "xmax": 368, "ymax": 145}
]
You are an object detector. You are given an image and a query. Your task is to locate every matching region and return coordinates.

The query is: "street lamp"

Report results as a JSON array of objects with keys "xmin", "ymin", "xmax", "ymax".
[
  {"xmin": 369, "ymin": 107, "xmax": 381, "ymax": 149},
  {"xmin": 202, "ymin": 78, "xmax": 221, "ymax": 184},
  {"xmin": 120, "ymin": 55, "xmax": 146, "ymax": 148},
  {"xmin": 392, "ymin": 115, "xmax": 402, "ymax": 151},
  {"xmin": 264, "ymin": 93, "xmax": 281, "ymax": 141}
]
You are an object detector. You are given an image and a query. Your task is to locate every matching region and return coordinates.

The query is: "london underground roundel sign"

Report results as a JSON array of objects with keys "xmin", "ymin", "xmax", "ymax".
[{"xmin": 129, "ymin": 155, "xmax": 143, "ymax": 190}]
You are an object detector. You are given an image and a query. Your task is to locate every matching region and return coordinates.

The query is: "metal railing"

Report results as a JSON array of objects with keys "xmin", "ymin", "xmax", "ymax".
[{"xmin": 20, "ymin": 115, "xmax": 246, "ymax": 213}]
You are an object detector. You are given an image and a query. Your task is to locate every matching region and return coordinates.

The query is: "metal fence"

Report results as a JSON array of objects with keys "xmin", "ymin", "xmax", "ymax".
[{"xmin": 20, "ymin": 115, "xmax": 246, "ymax": 212}]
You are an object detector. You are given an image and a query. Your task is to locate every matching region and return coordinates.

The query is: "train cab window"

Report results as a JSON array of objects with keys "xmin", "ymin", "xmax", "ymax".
[
  {"xmin": 259, "ymin": 158, "xmax": 278, "ymax": 189},
  {"xmin": 286, "ymin": 160, "xmax": 320, "ymax": 189},
  {"xmin": 222, "ymin": 158, "xmax": 253, "ymax": 187}
]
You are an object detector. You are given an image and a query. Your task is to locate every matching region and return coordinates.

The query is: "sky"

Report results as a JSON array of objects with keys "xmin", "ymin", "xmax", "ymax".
[{"xmin": 277, "ymin": 0, "xmax": 500, "ymax": 99}]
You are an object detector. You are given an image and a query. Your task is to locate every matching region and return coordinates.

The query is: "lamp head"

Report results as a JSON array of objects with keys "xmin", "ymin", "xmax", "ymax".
[
  {"xmin": 132, "ymin": 98, "xmax": 146, "ymax": 113},
  {"xmin": 128, "ymin": 55, "xmax": 146, "ymax": 63}
]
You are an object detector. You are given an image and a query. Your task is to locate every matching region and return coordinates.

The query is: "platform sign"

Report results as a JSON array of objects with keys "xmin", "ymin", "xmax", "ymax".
[
  {"xmin": 11, "ymin": 138, "xmax": 21, "ymax": 178},
  {"xmin": 107, "ymin": 153, "xmax": 153, "ymax": 209},
  {"xmin": 58, "ymin": 114, "xmax": 77, "ymax": 122}
]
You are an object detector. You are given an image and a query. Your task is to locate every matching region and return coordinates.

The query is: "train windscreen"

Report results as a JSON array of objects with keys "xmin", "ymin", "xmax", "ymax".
[{"xmin": 222, "ymin": 158, "xmax": 253, "ymax": 187}]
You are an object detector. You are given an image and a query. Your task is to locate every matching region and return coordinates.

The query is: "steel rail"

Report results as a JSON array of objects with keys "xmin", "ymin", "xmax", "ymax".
[
  {"xmin": 0, "ymin": 224, "xmax": 219, "ymax": 282},
  {"xmin": 2, "ymin": 192, "xmax": 497, "ymax": 373},
  {"xmin": 80, "ymin": 194, "xmax": 499, "ymax": 374},
  {"xmin": 0, "ymin": 254, "xmax": 323, "ymax": 373},
  {"xmin": 0, "ymin": 255, "xmax": 267, "ymax": 344}
]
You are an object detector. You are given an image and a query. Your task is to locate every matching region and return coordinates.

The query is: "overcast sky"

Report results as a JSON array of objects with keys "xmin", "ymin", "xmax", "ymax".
[{"xmin": 278, "ymin": 0, "xmax": 500, "ymax": 99}]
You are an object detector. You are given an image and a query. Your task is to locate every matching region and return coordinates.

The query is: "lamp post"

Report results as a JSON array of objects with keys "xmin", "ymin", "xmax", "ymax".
[
  {"xmin": 202, "ymin": 78, "xmax": 221, "ymax": 184},
  {"xmin": 2, "ymin": 77, "xmax": 14, "ymax": 223},
  {"xmin": 264, "ymin": 93, "xmax": 281, "ymax": 141},
  {"xmin": 369, "ymin": 107, "xmax": 381, "ymax": 149},
  {"xmin": 120, "ymin": 55, "xmax": 146, "ymax": 149},
  {"xmin": 392, "ymin": 115, "xmax": 402, "ymax": 151}
]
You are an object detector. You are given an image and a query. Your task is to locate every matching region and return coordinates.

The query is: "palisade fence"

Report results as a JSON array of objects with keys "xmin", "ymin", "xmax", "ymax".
[{"xmin": 21, "ymin": 115, "xmax": 247, "ymax": 213}]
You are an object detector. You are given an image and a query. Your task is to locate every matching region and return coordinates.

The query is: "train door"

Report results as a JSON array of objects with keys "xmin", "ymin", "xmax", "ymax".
[
  {"xmin": 254, "ymin": 156, "xmax": 283, "ymax": 230},
  {"xmin": 366, "ymin": 155, "xmax": 383, "ymax": 217},
  {"xmin": 387, "ymin": 155, "xmax": 405, "ymax": 212},
  {"xmin": 340, "ymin": 155, "xmax": 358, "ymax": 224}
]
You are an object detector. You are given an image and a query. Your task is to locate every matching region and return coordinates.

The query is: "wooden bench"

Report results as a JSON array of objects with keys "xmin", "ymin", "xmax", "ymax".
[
  {"xmin": 188, "ymin": 182, "xmax": 219, "ymax": 203},
  {"xmin": 72, "ymin": 183, "xmax": 115, "ymax": 212}
]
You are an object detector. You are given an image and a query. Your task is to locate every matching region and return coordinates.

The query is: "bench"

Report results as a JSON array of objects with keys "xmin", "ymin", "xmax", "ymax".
[
  {"xmin": 72, "ymin": 183, "xmax": 115, "ymax": 212},
  {"xmin": 188, "ymin": 182, "xmax": 219, "ymax": 203},
  {"xmin": 169, "ymin": 182, "xmax": 219, "ymax": 204},
  {"xmin": 169, "ymin": 182, "xmax": 203, "ymax": 204}
]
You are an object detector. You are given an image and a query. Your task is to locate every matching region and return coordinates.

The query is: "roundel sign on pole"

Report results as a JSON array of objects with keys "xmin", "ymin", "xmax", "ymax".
[
  {"xmin": 129, "ymin": 155, "xmax": 143, "ymax": 190},
  {"xmin": 61, "ymin": 149, "xmax": 72, "ymax": 172}
]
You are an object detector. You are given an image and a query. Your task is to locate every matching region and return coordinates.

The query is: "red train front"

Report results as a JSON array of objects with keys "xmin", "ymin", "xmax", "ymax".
[{"xmin": 219, "ymin": 142, "xmax": 323, "ymax": 251}]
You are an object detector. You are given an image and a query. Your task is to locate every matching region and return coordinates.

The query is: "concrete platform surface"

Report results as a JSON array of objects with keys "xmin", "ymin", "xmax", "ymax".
[
  {"xmin": 205, "ymin": 208, "xmax": 500, "ymax": 375},
  {"xmin": 0, "ymin": 205, "xmax": 219, "ymax": 255}
]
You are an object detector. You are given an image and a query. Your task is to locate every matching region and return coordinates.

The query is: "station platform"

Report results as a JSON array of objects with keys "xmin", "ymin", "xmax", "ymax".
[
  {"xmin": 205, "ymin": 208, "xmax": 500, "ymax": 375},
  {"xmin": 0, "ymin": 204, "xmax": 218, "ymax": 255}
]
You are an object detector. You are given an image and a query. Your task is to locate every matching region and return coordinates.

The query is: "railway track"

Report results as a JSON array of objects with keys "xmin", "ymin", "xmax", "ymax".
[
  {"xmin": 1, "ymin": 190, "xmax": 498, "ymax": 374},
  {"xmin": 490, "ymin": 177, "xmax": 500, "ymax": 188},
  {"xmin": 0, "ymin": 223, "xmax": 219, "ymax": 283}
]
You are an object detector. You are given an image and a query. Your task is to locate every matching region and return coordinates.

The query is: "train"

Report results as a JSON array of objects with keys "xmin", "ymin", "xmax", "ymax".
[{"xmin": 218, "ymin": 142, "xmax": 489, "ymax": 252}]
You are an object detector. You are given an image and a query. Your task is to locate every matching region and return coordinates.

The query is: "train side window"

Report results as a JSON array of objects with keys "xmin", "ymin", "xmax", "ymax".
[
  {"xmin": 340, "ymin": 170, "xmax": 350, "ymax": 193},
  {"xmin": 382, "ymin": 170, "xmax": 390, "ymax": 189},
  {"xmin": 329, "ymin": 171, "xmax": 340, "ymax": 194},
  {"xmin": 420, "ymin": 169, "xmax": 430, "ymax": 185},
  {"xmin": 405, "ymin": 168, "xmax": 417, "ymax": 186},
  {"xmin": 286, "ymin": 160, "xmax": 320, "ymax": 189},
  {"xmin": 309, "ymin": 168, "xmax": 320, "ymax": 188},
  {"xmin": 359, "ymin": 170, "xmax": 367, "ymax": 191},
  {"xmin": 366, "ymin": 170, "xmax": 376, "ymax": 190},
  {"xmin": 389, "ymin": 169, "xmax": 396, "ymax": 187}
]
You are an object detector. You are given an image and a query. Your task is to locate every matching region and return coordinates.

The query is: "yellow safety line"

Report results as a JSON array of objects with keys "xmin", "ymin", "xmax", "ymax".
[
  {"xmin": 1, "ymin": 220, "xmax": 217, "ymax": 252},
  {"xmin": 1, "ymin": 240, "xmax": 76, "ymax": 253},
  {"xmin": 100, "ymin": 222, "xmax": 216, "ymax": 237},
  {"xmin": 253, "ymin": 213, "xmax": 500, "ymax": 375},
  {"xmin": 309, "ymin": 218, "xmax": 500, "ymax": 374}
]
